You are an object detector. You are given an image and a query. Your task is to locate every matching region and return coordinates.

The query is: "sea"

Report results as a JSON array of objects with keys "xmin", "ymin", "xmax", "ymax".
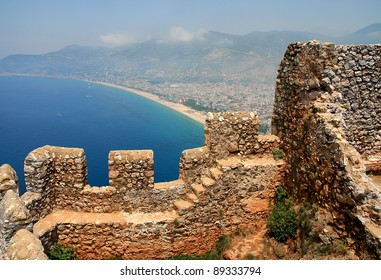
[{"xmin": 0, "ymin": 76, "xmax": 204, "ymax": 194}]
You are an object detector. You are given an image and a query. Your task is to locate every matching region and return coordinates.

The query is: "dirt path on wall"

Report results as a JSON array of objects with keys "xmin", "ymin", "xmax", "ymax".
[{"xmin": 223, "ymin": 221, "xmax": 269, "ymax": 260}]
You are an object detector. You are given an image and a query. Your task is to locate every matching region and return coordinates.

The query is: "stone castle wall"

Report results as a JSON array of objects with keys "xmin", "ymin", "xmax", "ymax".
[
  {"xmin": 22, "ymin": 147, "xmax": 187, "ymax": 215},
  {"xmin": 272, "ymin": 41, "xmax": 381, "ymax": 258},
  {"xmin": 0, "ymin": 112, "xmax": 284, "ymax": 259},
  {"xmin": 335, "ymin": 45, "xmax": 381, "ymax": 156},
  {"xmin": 23, "ymin": 146, "xmax": 88, "ymax": 220}
]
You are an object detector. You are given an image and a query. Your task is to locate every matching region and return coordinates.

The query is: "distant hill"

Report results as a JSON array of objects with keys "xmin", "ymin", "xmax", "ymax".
[
  {"xmin": 0, "ymin": 45, "xmax": 113, "ymax": 77},
  {"xmin": 335, "ymin": 23, "xmax": 381, "ymax": 44},
  {"xmin": 0, "ymin": 23, "xmax": 380, "ymax": 85}
]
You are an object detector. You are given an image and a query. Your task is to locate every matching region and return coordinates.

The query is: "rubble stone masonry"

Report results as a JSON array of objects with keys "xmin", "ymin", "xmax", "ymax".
[
  {"xmin": 335, "ymin": 44, "xmax": 381, "ymax": 156},
  {"xmin": 272, "ymin": 40, "xmax": 381, "ymax": 258}
]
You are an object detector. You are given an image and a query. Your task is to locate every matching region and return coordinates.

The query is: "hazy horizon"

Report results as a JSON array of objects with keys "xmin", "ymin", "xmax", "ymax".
[{"xmin": 1, "ymin": 0, "xmax": 381, "ymax": 58}]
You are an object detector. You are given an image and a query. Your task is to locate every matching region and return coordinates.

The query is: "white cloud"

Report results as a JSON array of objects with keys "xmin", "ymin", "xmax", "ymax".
[
  {"xmin": 99, "ymin": 33, "xmax": 135, "ymax": 45},
  {"xmin": 100, "ymin": 28, "xmax": 207, "ymax": 45},
  {"xmin": 170, "ymin": 26, "xmax": 193, "ymax": 42},
  {"xmin": 168, "ymin": 26, "xmax": 206, "ymax": 42}
]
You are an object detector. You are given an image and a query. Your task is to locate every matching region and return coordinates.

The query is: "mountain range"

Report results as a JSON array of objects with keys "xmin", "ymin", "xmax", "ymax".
[{"xmin": 1, "ymin": 23, "xmax": 380, "ymax": 85}]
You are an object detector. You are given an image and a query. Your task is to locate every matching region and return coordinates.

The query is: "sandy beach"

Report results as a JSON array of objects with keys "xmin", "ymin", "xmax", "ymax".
[{"xmin": 95, "ymin": 81, "xmax": 206, "ymax": 125}]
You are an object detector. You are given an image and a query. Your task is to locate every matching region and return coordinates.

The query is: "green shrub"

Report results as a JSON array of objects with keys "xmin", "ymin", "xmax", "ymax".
[
  {"xmin": 216, "ymin": 235, "xmax": 231, "ymax": 256},
  {"xmin": 246, "ymin": 253, "xmax": 255, "ymax": 260},
  {"xmin": 268, "ymin": 187, "xmax": 298, "ymax": 242},
  {"xmin": 275, "ymin": 187, "xmax": 287, "ymax": 204},
  {"xmin": 272, "ymin": 148, "xmax": 285, "ymax": 160},
  {"xmin": 318, "ymin": 244, "xmax": 332, "ymax": 255},
  {"xmin": 268, "ymin": 203, "xmax": 298, "ymax": 242},
  {"xmin": 49, "ymin": 243, "xmax": 76, "ymax": 260},
  {"xmin": 298, "ymin": 200, "xmax": 318, "ymax": 256},
  {"xmin": 333, "ymin": 239, "xmax": 348, "ymax": 254}
]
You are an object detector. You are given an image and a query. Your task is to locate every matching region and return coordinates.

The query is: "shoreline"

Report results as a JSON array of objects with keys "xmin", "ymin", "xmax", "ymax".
[
  {"xmin": 95, "ymin": 81, "xmax": 206, "ymax": 125},
  {"xmin": 0, "ymin": 73, "xmax": 206, "ymax": 125}
]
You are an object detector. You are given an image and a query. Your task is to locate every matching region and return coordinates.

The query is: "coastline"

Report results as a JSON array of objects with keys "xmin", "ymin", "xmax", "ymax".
[
  {"xmin": 95, "ymin": 81, "xmax": 206, "ymax": 125},
  {"xmin": 0, "ymin": 73, "xmax": 206, "ymax": 125}
]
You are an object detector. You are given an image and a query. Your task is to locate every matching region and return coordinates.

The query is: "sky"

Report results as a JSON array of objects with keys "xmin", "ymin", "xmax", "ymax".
[{"xmin": 1, "ymin": 0, "xmax": 380, "ymax": 58}]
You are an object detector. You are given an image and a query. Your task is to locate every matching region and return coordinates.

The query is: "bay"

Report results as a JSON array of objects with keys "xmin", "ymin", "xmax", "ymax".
[{"xmin": 0, "ymin": 76, "xmax": 204, "ymax": 193}]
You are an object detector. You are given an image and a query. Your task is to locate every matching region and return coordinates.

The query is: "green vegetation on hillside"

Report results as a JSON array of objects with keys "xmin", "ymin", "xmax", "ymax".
[
  {"xmin": 272, "ymin": 148, "xmax": 285, "ymax": 160},
  {"xmin": 182, "ymin": 99, "xmax": 221, "ymax": 113},
  {"xmin": 49, "ymin": 243, "xmax": 76, "ymax": 260},
  {"xmin": 267, "ymin": 187, "xmax": 298, "ymax": 242}
]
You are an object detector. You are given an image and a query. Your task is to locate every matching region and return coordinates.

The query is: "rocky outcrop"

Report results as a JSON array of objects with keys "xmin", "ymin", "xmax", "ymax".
[
  {"xmin": 5, "ymin": 229, "xmax": 47, "ymax": 260},
  {"xmin": 0, "ymin": 164, "xmax": 19, "ymax": 200},
  {"xmin": 0, "ymin": 190, "xmax": 31, "ymax": 257}
]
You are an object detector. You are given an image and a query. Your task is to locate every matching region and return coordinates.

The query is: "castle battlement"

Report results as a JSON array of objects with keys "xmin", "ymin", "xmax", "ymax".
[{"xmin": 1, "ymin": 111, "xmax": 284, "ymax": 259}]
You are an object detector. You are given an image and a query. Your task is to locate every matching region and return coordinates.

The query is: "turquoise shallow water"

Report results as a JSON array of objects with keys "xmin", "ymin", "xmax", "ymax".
[{"xmin": 0, "ymin": 76, "xmax": 204, "ymax": 193}]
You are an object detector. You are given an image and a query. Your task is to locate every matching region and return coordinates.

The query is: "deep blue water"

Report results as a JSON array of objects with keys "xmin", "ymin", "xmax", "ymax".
[{"xmin": 0, "ymin": 76, "xmax": 204, "ymax": 193}]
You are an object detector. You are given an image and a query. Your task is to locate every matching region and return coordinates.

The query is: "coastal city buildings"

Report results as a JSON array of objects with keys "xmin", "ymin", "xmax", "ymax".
[{"xmin": 84, "ymin": 75, "xmax": 275, "ymax": 134}]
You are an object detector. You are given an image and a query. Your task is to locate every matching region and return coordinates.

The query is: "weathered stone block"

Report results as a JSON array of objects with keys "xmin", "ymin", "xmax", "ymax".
[
  {"xmin": 109, "ymin": 150, "xmax": 154, "ymax": 190},
  {"xmin": 205, "ymin": 112, "xmax": 259, "ymax": 158},
  {"xmin": 179, "ymin": 146, "xmax": 211, "ymax": 185}
]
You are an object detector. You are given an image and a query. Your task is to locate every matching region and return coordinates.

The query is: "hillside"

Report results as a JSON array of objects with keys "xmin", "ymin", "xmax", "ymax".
[{"xmin": 336, "ymin": 23, "xmax": 381, "ymax": 44}]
